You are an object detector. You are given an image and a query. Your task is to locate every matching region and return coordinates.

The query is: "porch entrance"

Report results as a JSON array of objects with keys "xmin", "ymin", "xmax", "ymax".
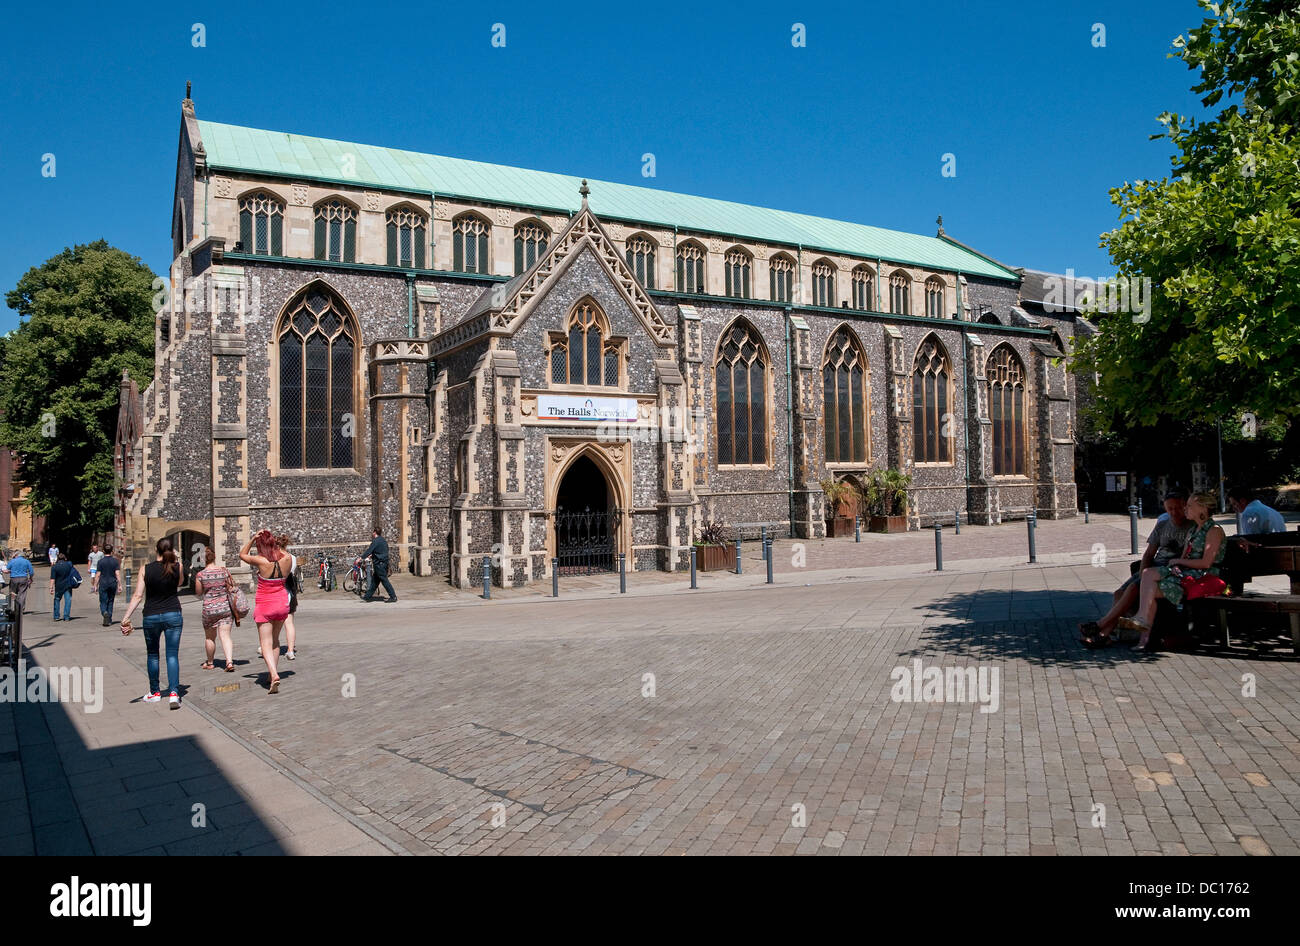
[{"xmin": 554, "ymin": 454, "xmax": 617, "ymax": 574}]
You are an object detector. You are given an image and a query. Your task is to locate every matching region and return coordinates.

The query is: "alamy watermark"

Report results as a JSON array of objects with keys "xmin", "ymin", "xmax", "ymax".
[
  {"xmin": 0, "ymin": 660, "xmax": 103, "ymax": 713},
  {"xmin": 889, "ymin": 659, "xmax": 1000, "ymax": 714},
  {"xmin": 1041, "ymin": 269, "xmax": 1151, "ymax": 323}
]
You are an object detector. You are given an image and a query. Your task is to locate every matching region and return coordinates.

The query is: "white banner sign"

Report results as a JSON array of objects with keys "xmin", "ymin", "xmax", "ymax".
[{"xmin": 537, "ymin": 395, "xmax": 638, "ymax": 422}]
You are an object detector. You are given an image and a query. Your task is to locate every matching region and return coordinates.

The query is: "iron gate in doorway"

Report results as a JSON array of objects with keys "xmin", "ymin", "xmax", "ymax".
[{"xmin": 554, "ymin": 506, "xmax": 618, "ymax": 574}]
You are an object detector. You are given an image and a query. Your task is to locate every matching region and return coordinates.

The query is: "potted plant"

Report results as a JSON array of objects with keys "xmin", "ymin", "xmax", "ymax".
[
  {"xmin": 694, "ymin": 519, "xmax": 733, "ymax": 571},
  {"xmin": 864, "ymin": 469, "xmax": 911, "ymax": 533},
  {"xmin": 820, "ymin": 478, "xmax": 860, "ymax": 538}
]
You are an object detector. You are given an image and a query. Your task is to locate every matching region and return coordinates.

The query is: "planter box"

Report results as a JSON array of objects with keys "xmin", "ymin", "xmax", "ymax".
[
  {"xmin": 826, "ymin": 516, "xmax": 856, "ymax": 538},
  {"xmin": 867, "ymin": 514, "xmax": 908, "ymax": 534},
  {"xmin": 694, "ymin": 543, "xmax": 733, "ymax": 572}
]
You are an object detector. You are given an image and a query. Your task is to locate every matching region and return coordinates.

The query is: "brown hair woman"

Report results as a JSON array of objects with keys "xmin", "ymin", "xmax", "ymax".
[
  {"xmin": 196, "ymin": 546, "xmax": 236, "ymax": 671},
  {"xmin": 120, "ymin": 537, "xmax": 187, "ymax": 708},
  {"xmin": 240, "ymin": 530, "xmax": 294, "ymax": 693}
]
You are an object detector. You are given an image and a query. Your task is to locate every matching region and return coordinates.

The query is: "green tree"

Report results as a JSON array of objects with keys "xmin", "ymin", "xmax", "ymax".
[
  {"xmin": 1075, "ymin": 0, "xmax": 1300, "ymax": 430},
  {"xmin": 1, "ymin": 240, "xmax": 156, "ymax": 537}
]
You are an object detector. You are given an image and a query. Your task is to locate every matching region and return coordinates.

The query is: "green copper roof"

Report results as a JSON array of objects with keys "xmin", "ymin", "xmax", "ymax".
[{"xmin": 197, "ymin": 119, "xmax": 1018, "ymax": 282}]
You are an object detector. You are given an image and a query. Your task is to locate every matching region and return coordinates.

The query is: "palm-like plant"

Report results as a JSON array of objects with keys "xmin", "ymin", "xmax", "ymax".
[{"xmin": 863, "ymin": 469, "xmax": 912, "ymax": 517}]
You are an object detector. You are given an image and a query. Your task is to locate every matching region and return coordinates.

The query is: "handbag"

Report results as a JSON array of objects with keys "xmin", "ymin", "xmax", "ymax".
[
  {"xmin": 225, "ymin": 575, "xmax": 250, "ymax": 625},
  {"xmin": 69, "ymin": 566, "xmax": 83, "ymax": 589},
  {"xmin": 1182, "ymin": 574, "xmax": 1227, "ymax": 600}
]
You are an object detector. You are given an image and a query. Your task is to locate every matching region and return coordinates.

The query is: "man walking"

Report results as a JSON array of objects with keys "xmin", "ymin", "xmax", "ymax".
[
  {"xmin": 96, "ymin": 545, "xmax": 121, "ymax": 626},
  {"xmin": 88, "ymin": 543, "xmax": 103, "ymax": 591},
  {"xmin": 50, "ymin": 552, "xmax": 75, "ymax": 621},
  {"xmin": 360, "ymin": 527, "xmax": 397, "ymax": 603},
  {"xmin": 7, "ymin": 550, "xmax": 33, "ymax": 613},
  {"xmin": 47, "ymin": 542, "xmax": 59, "ymax": 567}
]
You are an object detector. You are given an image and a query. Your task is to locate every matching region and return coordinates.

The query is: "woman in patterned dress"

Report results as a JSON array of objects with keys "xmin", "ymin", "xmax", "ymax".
[
  {"xmin": 1119, "ymin": 492, "xmax": 1226, "ymax": 651},
  {"xmin": 196, "ymin": 547, "xmax": 236, "ymax": 672}
]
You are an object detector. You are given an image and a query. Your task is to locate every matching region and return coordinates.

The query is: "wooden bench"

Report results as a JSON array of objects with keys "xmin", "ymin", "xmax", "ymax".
[{"xmin": 1188, "ymin": 537, "xmax": 1300, "ymax": 651}]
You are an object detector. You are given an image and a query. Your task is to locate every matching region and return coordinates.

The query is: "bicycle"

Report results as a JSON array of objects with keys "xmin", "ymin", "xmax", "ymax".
[
  {"xmin": 316, "ymin": 552, "xmax": 336, "ymax": 592},
  {"xmin": 342, "ymin": 556, "xmax": 372, "ymax": 597}
]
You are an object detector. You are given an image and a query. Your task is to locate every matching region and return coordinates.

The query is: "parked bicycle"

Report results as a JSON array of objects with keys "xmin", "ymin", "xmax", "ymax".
[
  {"xmin": 343, "ymin": 556, "xmax": 372, "ymax": 597},
  {"xmin": 316, "ymin": 552, "xmax": 336, "ymax": 591}
]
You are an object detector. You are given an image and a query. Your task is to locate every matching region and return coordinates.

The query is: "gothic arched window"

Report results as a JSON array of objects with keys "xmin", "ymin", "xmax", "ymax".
[
  {"xmin": 724, "ymin": 247, "xmax": 752, "ymax": 299},
  {"xmin": 238, "ymin": 191, "xmax": 284, "ymax": 256},
  {"xmin": 925, "ymin": 276, "xmax": 946, "ymax": 318},
  {"xmin": 676, "ymin": 240, "xmax": 706, "ymax": 293},
  {"xmin": 812, "ymin": 259, "xmax": 836, "ymax": 308},
  {"xmin": 278, "ymin": 286, "xmax": 357, "ymax": 470},
  {"xmin": 912, "ymin": 335, "xmax": 952, "ymax": 463},
  {"xmin": 770, "ymin": 254, "xmax": 795, "ymax": 303},
  {"xmin": 988, "ymin": 344, "xmax": 1027, "ymax": 475},
  {"xmin": 626, "ymin": 234, "xmax": 656, "ymax": 289},
  {"xmin": 549, "ymin": 300, "xmax": 620, "ymax": 387},
  {"xmin": 514, "ymin": 219, "xmax": 549, "ymax": 274},
  {"xmin": 890, "ymin": 270, "xmax": 912, "ymax": 315},
  {"xmin": 314, "ymin": 198, "xmax": 357, "ymax": 263},
  {"xmin": 386, "ymin": 205, "xmax": 427, "ymax": 268},
  {"xmin": 851, "ymin": 265, "xmax": 874, "ymax": 311},
  {"xmin": 715, "ymin": 321, "xmax": 769, "ymax": 465},
  {"xmin": 452, "ymin": 212, "xmax": 490, "ymax": 273},
  {"xmin": 823, "ymin": 327, "xmax": 869, "ymax": 463}
]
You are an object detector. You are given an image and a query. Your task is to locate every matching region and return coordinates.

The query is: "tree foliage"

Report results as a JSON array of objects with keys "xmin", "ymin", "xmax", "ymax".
[
  {"xmin": 1, "ymin": 240, "xmax": 155, "ymax": 534},
  {"xmin": 1075, "ymin": 0, "xmax": 1300, "ymax": 430}
]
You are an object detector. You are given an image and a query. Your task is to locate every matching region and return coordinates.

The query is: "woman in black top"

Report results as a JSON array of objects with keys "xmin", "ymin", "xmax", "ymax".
[{"xmin": 120, "ymin": 538, "xmax": 187, "ymax": 709}]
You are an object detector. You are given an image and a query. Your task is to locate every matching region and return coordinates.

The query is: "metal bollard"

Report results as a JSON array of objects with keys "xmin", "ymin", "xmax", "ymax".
[
  {"xmin": 1027, "ymin": 513, "xmax": 1037, "ymax": 563},
  {"xmin": 551, "ymin": 557, "xmax": 559, "ymax": 598},
  {"xmin": 761, "ymin": 527, "xmax": 768, "ymax": 559},
  {"xmin": 124, "ymin": 567, "xmax": 132, "ymax": 602},
  {"xmin": 482, "ymin": 556, "xmax": 491, "ymax": 600},
  {"xmin": 855, "ymin": 517, "xmax": 861, "ymax": 542},
  {"xmin": 735, "ymin": 539, "xmax": 742, "ymax": 575},
  {"xmin": 954, "ymin": 508, "xmax": 961, "ymax": 535},
  {"xmin": 765, "ymin": 539, "xmax": 774, "ymax": 584},
  {"xmin": 619, "ymin": 552, "xmax": 626, "ymax": 593},
  {"xmin": 1084, "ymin": 501, "xmax": 1090, "ymax": 524},
  {"xmin": 1138, "ymin": 498, "xmax": 1143, "ymax": 520},
  {"xmin": 1128, "ymin": 505, "xmax": 1139, "ymax": 554},
  {"xmin": 934, "ymin": 522, "xmax": 943, "ymax": 571},
  {"xmin": 690, "ymin": 546, "xmax": 697, "ymax": 589}
]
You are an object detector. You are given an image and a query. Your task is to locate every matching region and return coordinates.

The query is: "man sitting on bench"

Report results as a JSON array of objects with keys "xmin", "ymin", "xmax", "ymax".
[
  {"xmin": 1228, "ymin": 486, "xmax": 1285, "ymax": 537},
  {"xmin": 1080, "ymin": 488, "xmax": 1191, "ymax": 648}
]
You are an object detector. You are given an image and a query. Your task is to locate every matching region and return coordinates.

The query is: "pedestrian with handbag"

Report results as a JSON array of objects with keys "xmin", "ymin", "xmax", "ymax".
[
  {"xmin": 240, "ymin": 530, "xmax": 292, "ymax": 693},
  {"xmin": 50, "ymin": 552, "xmax": 80, "ymax": 621},
  {"xmin": 275, "ymin": 534, "xmax": 300, "ymax": 660},
  {"xmin": 195, "ymin": 547, "xmax": 238, "ymax": 672}
]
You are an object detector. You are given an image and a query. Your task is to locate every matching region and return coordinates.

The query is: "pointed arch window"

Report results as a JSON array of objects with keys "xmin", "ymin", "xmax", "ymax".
[
  {"xmin": 988, "ymin": 345, "xmax": 1026, "ymax": 475},
  {"xmin": 823, "ymin": 328, "xmax": 869, "ymax": 463},
  {"xmin": 238, "ymin": 191, "xmax": 284, "ymax": 256},
  {"xmin": 851, "ymin": 265, "xmax": 874, "ymax": 311},
  {"xmin": 890, "ymin": 270, "xmax": 911, "ymax": 315},
  {"xmin": 278, "ymin": 287, "xmax": 357, "ymax": 470},
  {"xmin": 715, "ymin": 322, "xmax": 768, "ymax": 465},
  {"xmin": 770, "ymin": 255, "xmax": 795, "ymax": 303},
  {"xmin": 314, "ymin": 199, "xmax": 357, "ymax": 263},
  {"xmin": 676, "ymin": 240, "xmax": 706, "ymax": 293},
  {"xmin": 452, "ymin": 213, "xmax": 490, "ymax": 274},
  {"xmin": 514, "ymin": 220, "xmax": 549, "ymax": 275},
  {"xmin": 626, "ymin": 234, "xmax": 656, "ymax": 289},
  {"xmin": 925, "ymin": 276, "xmax": 946, "ymax": 318},
  {"xmin": 912, "ymin": 336, "xmax": 952, "ymax": 463},
  {"xmin": 386, "ymin": 206, "xmax": 427, "ymax": 268},
  {"xmin": 812, "ymin": 260, "xmax": 836, "ymax": 308},
  {"xmin": 724, "ymin": 247, "xmax": 752, "ymax": 299},
  {"xmin": 549, "ymin": 300, "xmax": 621, "ymax": 387}
]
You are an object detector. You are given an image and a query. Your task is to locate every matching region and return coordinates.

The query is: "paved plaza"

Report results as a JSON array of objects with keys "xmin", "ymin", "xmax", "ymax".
[{"xmin": 4, "ymin": 514, "xmax": 1299, "ymax": 855}]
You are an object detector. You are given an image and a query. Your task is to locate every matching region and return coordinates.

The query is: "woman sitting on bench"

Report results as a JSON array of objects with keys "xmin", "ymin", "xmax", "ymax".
[{"xmin": 1119, "ymin": 492, "xmax": 1226, "ymax": 651}]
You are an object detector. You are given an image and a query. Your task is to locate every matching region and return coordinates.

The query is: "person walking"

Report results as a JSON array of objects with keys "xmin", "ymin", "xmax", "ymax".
[
  {"xmin": 47, "ymin": 543, "xmax": 59, "ymax": 567},
  {"xmin": 88, "ymin": 544, "xmax": 103, "ymax": 592},
  {"xmin": 50, "ymin": 552, "xmax": 76, "ymax": 621},
  {"xmin": 360, "ymin": 527, "xmax": 397, "ymax": 603},
  {"xmin": 240, "ymin": 530, "xmax": 292, "ymax": 693},
  {"xmin": 7, "ymin": 550, "xmax": 33, "ymax": 614},
  {"xmin": 119, "ymin": 538, "xmax": 187, "ymax": 709},
  {"xmin": 195, "ymin": 547, "xmax": 236, "ymax": 672},
  {"xmin": 96, "ymin": 545, "xmax": 121, "ymax": 626},
  {"xmin": 275, "ymin": 534, "xmax": 299, "ymax": 660}
]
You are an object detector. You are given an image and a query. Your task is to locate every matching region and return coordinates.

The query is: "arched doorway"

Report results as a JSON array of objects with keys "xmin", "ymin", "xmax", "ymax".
[
  {"xmin": 553, "ymin": 454, "xmax": 617, "ymax": 574},
  {"xmin": 164, "ymin": 528, "xmax": 210, "ymax": 592}
]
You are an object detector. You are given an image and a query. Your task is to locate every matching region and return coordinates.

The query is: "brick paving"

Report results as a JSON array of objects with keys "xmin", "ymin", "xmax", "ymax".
[{"xmin": 5, "ymin": 515, "xmax": 1299, "ymax": 856}]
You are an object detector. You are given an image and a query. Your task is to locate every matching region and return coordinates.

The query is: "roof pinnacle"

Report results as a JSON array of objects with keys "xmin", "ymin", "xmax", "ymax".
[{"xmin": 579, "ymin": 179, "xmax": 590, "ymax": 207}]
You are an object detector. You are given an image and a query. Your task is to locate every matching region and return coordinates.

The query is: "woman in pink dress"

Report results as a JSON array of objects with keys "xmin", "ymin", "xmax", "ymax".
[{"xmin": 240, "ymin": 530, "xmax": 294, "ymax": 693}]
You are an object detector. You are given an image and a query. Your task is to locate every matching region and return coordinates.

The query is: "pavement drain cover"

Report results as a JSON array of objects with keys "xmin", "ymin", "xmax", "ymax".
[{"xmin": 380, "ymin": 722, "xmax": 661, "ymax": 816}]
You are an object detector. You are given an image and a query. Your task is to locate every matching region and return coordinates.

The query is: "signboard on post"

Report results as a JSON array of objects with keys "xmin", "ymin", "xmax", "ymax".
[{"xmin": 536, "ymin": 396, "xmax": 638, "ymax": 423}]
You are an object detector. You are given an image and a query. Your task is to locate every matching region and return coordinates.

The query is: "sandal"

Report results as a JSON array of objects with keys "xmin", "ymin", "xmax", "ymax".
[
  {"xmin": 200, "ymin": 661, "xmax": 215, "ymax": 670},
  {"xmin": 1078, "ymin": 622, "xmax": 1104, "ymax": 647},
  {"xmin": 1116, "ymin": 616, "xmax": 1150, "ymax": 634},
  {"xmin": 268, "ymin": 676, "xmax": 280, "ymax": 694},
  {"xmin": 225, "ymin": 661, "xmax": 236, "ymax": 672}
]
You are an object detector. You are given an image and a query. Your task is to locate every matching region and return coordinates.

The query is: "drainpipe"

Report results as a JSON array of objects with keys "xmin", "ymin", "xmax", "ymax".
[
  {"xmin": 784, "ymin": 306, "xmax": 795, "ymax": 538},
  {"xmin": 957, "ymin": 271, "xmax": 970, "ymax": 489},
  {"xmin": 672, "ymin": 226, "xmax": 678, "ymax": 290},
  {"xmin": 202, "ymin": 167, "xmax": 209, "ymax": 241},
  {"xmin": 406, "ymin": 274, "xmax": 415, "ymax": 339}
]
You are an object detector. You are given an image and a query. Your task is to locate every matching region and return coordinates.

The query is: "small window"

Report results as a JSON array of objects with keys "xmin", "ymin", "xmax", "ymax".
[
  {"xmin": 770, "ymin": 255, "xmax": 795, "ymax": 303},
  {"xmin": 890, "ymin": 270, "xmax": 911, "ymax": 316},
  {"xmin": 314, "ymin": 199, "xmax": 357, "ymax": 263},
  {"xmin": 386, "ymin": 206, "xmax": 427, "ymax": 268},
  {"xmin": 550, "ymin": 300, "xmax": 620, "ymax": 387},
  {"xmin": 238, "ymin": 192, "xmax": 284, "ymax": 256},
  {"xmin": 452, "ymin": 213, "xmax": 490, "ymax": 274},
  {"xmin": 724, "ymin": 247, "xmax": 752, "ymax": 299},
  {"xmin": 925, "ymin": 277, "xmax": 946, "ymax": 319},
  {"xmin": 812, "ymin": 260, "xmax": 836, "ymax": 308},
  {"xmin": 514, "ymin": 220, "xmax": 549, "ymax": 275},
  {"xmin": 851, "ymin": 265, "xmax": 874, "ymax": 311},
  {"xmin": 676, "ymin": 241, "xmax": 706, "ymax": 293},
  {"xmin": 626, "ymin": 235, "xmax": 656, "ymax": 289}
]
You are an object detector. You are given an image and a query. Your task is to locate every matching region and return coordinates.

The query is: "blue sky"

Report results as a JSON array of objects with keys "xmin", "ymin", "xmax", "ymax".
[{"xmin": 0, "ymin": 0, "xmax": 1208, "ymax": 330}]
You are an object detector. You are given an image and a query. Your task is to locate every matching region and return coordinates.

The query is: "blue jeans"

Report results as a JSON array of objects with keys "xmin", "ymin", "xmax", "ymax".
[
  {"xmin": 99, "ymin": 584, "xmax": 117, "ymax": 620},
  {"xmin": 53, "ymin": 590, "xmax": 71, "ymax": 620},
  {"xmin": 143, "ymin": 610, "xmax": 183, "ymax": 695}
]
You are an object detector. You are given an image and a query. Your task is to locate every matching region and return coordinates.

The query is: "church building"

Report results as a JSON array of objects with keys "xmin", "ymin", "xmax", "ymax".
[{"xmin": 117, "ymin": 95, "xmax": 1081, "ymax": 587}]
